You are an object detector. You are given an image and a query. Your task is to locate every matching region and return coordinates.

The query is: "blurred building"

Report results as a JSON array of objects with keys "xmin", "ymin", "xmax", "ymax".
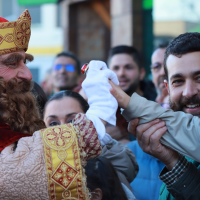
[
  {"xmin": 0, "ymin": 0, "xmax": 154, "ymax": 81},
  {"xmin": 59, "ymin": 0, "xmax": 153, "ymax": 75},
  {"xmin": 1, "ymin": 0, "xmax": 200, "ymax": 83},
  {"xmin": 153, "ymin": 0, "xmax": 200, "ymax": 46}
]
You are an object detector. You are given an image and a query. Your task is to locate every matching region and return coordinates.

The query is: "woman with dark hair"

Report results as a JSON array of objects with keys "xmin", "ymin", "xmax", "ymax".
[
  {"xmin": 31, "ymin": 81, "xmax": 47, "ymax": 118},
  {"xmin": 85, "ymin": 157, "xmax": 128, "ymax": 200},
  {"xmin": 43, "ymin": 89, "xmax": 137, "ymax": 200}
]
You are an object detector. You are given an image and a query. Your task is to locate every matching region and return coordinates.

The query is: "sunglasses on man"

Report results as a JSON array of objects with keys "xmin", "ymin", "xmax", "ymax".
[{"xmin": 53, "ymin": 64, "xmax": 75, "ymax": 72}]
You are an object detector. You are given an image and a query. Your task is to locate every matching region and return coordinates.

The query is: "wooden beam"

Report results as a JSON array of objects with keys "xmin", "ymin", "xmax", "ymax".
[{"xmin": 91, "ymin": 1, "xmax": 111, "ymax": 29}]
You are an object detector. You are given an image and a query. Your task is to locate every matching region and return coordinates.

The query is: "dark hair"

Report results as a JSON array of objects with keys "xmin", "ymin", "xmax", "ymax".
[
  {"xmin": 44, "ymin": 90, "xmax": 89, "ymax": 116},
  {"xmin": 85, "ymin": 157, "xmax": 128, "ymax": 200},
  {"xmin": 164, "ymin": 32, "xmax": 200, "ymax": 80},
  {"xmin": 31, "ymin": 82, "xmax": 47, "ymax": 119},
  {"xmin": 108, "ymin": 45, "xmax": 142, "ymax": 69},
  {"xmin": 56, "ymin": 51, "xmax": 81, "ymax": 74},
  {"xmin": 158, "ymin": 41, "xmax": 169, "ymax": 49}
]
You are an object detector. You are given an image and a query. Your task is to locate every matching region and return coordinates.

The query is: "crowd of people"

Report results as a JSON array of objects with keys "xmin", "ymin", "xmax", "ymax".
[{"xmin": 0, "ymin": 9, "xmax": 200, "ymax": 200}]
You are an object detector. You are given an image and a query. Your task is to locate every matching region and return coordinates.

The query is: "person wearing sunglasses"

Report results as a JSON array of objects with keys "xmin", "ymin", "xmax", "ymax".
[{"xmin": 52, "ymin": 51, "xmax": 81, "ymax": 94}]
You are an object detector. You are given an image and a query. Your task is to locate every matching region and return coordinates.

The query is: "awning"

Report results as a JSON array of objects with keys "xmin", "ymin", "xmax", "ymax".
[
  {"xmin": 143, "ymin": 0, "xmax": 153, "ymax": 10},
  {"xmin": 18, "ymin": 0, "xmax": 58, "ymax": 6}
]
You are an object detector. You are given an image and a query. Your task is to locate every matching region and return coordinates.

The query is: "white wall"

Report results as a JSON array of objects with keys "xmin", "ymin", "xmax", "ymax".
[
  {"xmin": 153, "ymin": 0, "xmax": 200, "ymax": 22},
  {"xmin": 27, "ymin": 3, "xmax": 63, "ymax": 84}
]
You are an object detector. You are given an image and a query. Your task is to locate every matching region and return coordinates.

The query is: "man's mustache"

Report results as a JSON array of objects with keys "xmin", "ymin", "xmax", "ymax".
[
  {"xmin": 180, "ymin": 96, "xmax": 200, "ymax": 106},
  {"xmin": 170, "ymin": 95, "xmax": 200, "ymax": 112},
  {"xmin": 3, "ymin": 78, "xmax": 32, "ymax": 94}
]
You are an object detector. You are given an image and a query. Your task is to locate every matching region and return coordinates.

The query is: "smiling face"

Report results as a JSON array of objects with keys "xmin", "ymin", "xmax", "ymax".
[
  {"xmin": 0, "ymin": 50, "xmax": 33, "ymax": 81},
  {"xmin": 52, "ymin": 56, "xmax": 79, "ymax": 92},
  {"xmin": 109, "ymin": 53, "xmax": 145, "ymax": 95},
  {"xmin": 165, "ymin": 52, "xmax": 200, "ymax": 116},
  {"xmin": 44, "ymin": 96, "xmax": 84, "ymax": 127}
]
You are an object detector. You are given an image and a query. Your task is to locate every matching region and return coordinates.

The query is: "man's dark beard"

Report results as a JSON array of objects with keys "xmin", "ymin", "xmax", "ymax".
[
  {"xmin": 169, "ymin": 95, "xmax": 200, "ymax": 117},
  {"xmin": 124, "ymin": 76, "xmax": 140, "ymax": 96},
  {"xmin": 0, "ymin": 78, "xmax": 46, "ymax": 135}
]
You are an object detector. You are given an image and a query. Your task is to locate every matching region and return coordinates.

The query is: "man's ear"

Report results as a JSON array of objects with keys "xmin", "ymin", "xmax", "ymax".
[
  {"xmin": 91, "ymin": 188, "xmax": 103, "ymax": 200},
  {"xmin": 164, "ymin": 80, "xmax": 169, "ymax": 94},
  {"xmin": 139, "ymin": 67, "xmax": 146, "ymax": 80}
]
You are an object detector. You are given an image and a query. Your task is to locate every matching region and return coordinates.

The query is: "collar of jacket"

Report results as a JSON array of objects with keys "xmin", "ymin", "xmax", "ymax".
[{"xmin": 0, "ymin": 121, "xmax": 30, "ymax": 151}]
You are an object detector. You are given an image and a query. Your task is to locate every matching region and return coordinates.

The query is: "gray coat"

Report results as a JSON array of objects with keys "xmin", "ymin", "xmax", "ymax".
[
  {"xmin": 122, "ymin": 93, "xmax": 200, "ymax": 162},
  {"xmin": 101, "ymin": 139, "xmax": 138, "ymax": 197}
]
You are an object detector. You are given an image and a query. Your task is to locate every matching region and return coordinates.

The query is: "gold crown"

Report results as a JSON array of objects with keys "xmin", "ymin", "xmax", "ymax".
[{"xmin": 0, "ymin": 10, "xmax": 31, "ymax": 56}]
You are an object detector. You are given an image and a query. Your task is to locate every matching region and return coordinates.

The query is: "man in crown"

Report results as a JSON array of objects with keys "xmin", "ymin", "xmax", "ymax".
[
  {"xmin": 0, "ymin": 10, "xmax": 103, "ymax": 199},
  {"xmin": 0, "ymin": 10, "xmax": 138, "ymax": 200}
]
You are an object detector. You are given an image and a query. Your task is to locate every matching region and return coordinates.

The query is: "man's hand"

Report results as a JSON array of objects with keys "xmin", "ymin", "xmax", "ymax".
[
  {"xmin": 109, "ymin": 80, "xmax": 130, "ymax": 109},
  {"xmin": 128, "ymin": 119, "xmax": 180, "ymax": 170}
]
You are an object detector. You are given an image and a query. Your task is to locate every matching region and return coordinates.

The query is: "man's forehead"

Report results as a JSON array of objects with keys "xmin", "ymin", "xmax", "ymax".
[
  {"xmin": 54, "ymin": 56, "xmax": 76, "ymax": 65},
  {"xmin": 167, "ymin": 52, "xmax": 200, "ymax": 78},
  {"xmin": 110, "ymin": 53, "xmax": 137, "ymax": 67},
  {"xmin": 151, "ymin": 48, "xmax": 165, "ymax": 63}
]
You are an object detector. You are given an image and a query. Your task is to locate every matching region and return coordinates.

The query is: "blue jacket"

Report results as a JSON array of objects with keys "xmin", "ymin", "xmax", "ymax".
[{"xmin": 127, "ymin": 141, "xmax": 165, "ymax": 200}]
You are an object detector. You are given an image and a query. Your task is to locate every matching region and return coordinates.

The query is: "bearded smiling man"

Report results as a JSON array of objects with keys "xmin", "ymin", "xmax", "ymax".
[
  {"xmin": 0, "ymin": 10, "xmax": 102, "ymax": 200},
  {"xmin": 0, "ymin": 12, "xmax": 45, "ymax": 137},
  {"xmin": 167, "ymin": 51, "xmax": 200, "ymax": 116},
  {"xmin": 0, "ymin": 11, "xmax": 139, "ymax": 200},
  {"xmin": 110, "ymin": 32, "xmax": 200, "ymax": 200}
]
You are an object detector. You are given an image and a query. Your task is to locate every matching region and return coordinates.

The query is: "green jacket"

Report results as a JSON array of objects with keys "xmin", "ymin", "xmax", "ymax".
[{"xmin": 159, "ymin": 157, "xmax": 200, "ymax": 200}]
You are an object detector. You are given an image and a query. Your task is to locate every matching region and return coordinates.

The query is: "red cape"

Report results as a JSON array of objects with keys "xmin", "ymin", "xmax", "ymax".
[{"xmin": 0, "ymin": 122, "xmax": 30, "ymax": 151}]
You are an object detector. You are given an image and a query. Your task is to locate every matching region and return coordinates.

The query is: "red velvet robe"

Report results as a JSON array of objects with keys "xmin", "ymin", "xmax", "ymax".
[{"xmin": 0, "ymin": 122, "xmax": 30, "ymax": 151}]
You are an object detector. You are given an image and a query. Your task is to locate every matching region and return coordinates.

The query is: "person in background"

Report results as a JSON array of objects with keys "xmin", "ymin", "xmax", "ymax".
[
  {"xmin": 151, "ymin": 42, "xmax": 170, "ymax": 107},
  {"xmin": 40, "ymin": 68, "xmax": 53, "ymax": 98},
  {"xmin": 107, "ymin": 45, "xmax": 157, "ymax": 143},
  {"xmin": 43, "ymin": 90, "xmax": 138, "ymax": 200},
  {"xmin": 123, "ymin": 43, "xmax": 170, "ymax": 200},
  {"xmin": 52, "ymin": 51, "xmax": 82, "ymax": 94},
  {"xmin": 31, "ymin": 82, "xmax": 47, "ymax": 118},
  {"xmin": 0, "ymin": 10, "xmax": 127, "ymax": 199},
  {"xmin": 85, "ymin": 157, "xmax": 131, "ymax": 200},
  {"xmin": 110, "ymin": 32, "xmax": 200, "ymax": 200}
]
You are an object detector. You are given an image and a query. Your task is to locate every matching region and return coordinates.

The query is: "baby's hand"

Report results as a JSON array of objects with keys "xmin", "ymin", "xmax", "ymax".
[{"xmin": 109, "ymin": 80, "xmax": 130, "ymax": 109}]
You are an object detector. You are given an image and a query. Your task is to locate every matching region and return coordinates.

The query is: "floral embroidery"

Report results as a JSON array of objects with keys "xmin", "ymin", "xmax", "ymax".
[
  {"xmin": 43, "ymin": 126, "xmax": 74, "ymax": 151},
  {"xmin": 46, "ymin": 127, "xmax": 72, "ymax": 148},
  {"xmin": 14, "ymin": 20, "xmax": 31, "ymax": 48},
  {"xmin": 40, "ymin": 114, "xmax": 102, "ymax": 200},
  {"xmin": 0, "ymin": 9, "xmax": 31, "ymax": 56},
  {"xmin": 51, "ymin": 161, "xmax": 78, "ymax": 189}
]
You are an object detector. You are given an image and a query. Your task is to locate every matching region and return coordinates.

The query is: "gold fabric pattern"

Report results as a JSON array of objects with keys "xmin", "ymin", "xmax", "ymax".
[
  {"xmin": 0, "ymin": 33, "xmax": 14, "ymax": 45},
  {"xmin": 72, "ymin": 113, "xmax": 102, "ymax": 167},
  {"xmin": 51, "ymin": 161, "xmax": 78, "ymax": 189},
  {"xmin": 40, "ymin": 123, "xmax": 91, "ymax": 200},
  {"xmin": 0, "ymin": 9, "xmax": 31, "ymax": 55},
  {"xmin": 14, "ymin": 20, "xmax": 31, "ymax": 48}
]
